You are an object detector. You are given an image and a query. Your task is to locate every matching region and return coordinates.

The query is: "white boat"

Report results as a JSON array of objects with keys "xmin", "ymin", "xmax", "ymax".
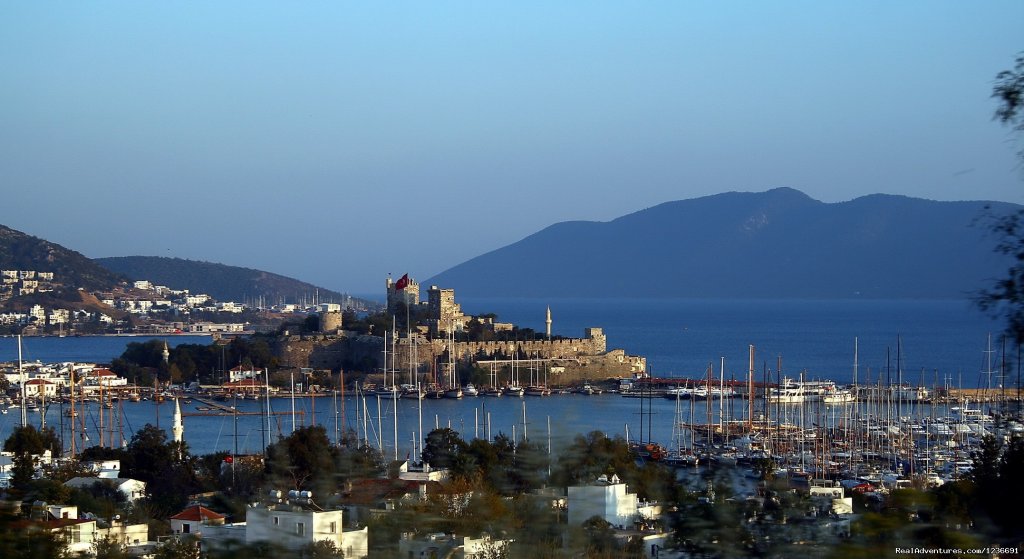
[
  {"xmin": 767, "ymin": 377, "xmax": 838, "ymax": 403},
  {"xmin": 892, "ymin": 385, "xmax": 930, "ymax": 402},
  {"xmin": 664, "ymin": 386, "xmax": 695, "ymax": 399},
  {"xmin": 823, "ymin": 388, "xmax": 856, "ymax": 404},
  {"xmin": 462, "ymin": 384, "xmax": 479, "ymax": 397}
]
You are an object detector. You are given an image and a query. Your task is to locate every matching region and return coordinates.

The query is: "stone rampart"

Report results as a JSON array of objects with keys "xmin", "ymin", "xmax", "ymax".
[{"xmin": 272, "ymin": 328, "xmax": 622, "ymax": 376}]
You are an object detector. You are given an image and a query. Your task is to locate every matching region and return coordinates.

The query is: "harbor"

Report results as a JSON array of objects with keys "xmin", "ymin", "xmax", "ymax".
[{"xmin": 3, "ymin": 371, "xmax": 1020, "ymax": 490}]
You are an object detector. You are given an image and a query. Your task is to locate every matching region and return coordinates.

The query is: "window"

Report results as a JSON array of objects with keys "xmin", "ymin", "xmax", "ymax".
[
  {"xmin": 329, "ymin": 521, "xmax": 336, "ymax": 534},
  {"xmin": 296, "ymin": 522, "xmax": 305, "ymax": 536},
  {"xmin": 273, "ymin": 516, "xmax": 279, "ymax": 526},
  {"xmin": 182, "ymin": 524, "xmax": 190, "ymax": 534}
]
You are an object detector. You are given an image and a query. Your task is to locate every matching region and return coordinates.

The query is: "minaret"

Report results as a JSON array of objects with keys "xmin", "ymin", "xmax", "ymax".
[
  {"xmin": 172, "ymin": 397, "xmax": 184, "ymax": 444},
  {"xmin": 162, "ymin": 341, "xmax": 170, "ymax": 364},
  {"xmin": 545, "ymin": 306, "xmax": 552, "ymax": 340}
]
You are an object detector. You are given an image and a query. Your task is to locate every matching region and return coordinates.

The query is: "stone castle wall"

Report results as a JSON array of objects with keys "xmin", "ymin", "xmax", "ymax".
[{"xmin": 274, "ymin": 328, "xmax": 615, "ymax": 374}]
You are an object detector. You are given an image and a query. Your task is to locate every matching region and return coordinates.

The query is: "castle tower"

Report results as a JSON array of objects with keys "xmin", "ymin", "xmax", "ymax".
[
  {"xmin": 172, "ymin": 397, "xmax": 184, "ymax": 444},
  {"xmin": 546, "ymin": 306, "xmax": 552, "ymax": 340},
  {"xmin": 428, "ymin": 285, "xmax": 464, "ymax": 335},
  {"xmin": 386, "ymin": 274, "xmax": 420, "ymax": 317}
]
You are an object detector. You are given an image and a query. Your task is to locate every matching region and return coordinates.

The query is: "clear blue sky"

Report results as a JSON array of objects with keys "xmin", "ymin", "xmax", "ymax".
[{"xmin": 2, "ymin": 2, "xmax": 1022, "ymax": 296}]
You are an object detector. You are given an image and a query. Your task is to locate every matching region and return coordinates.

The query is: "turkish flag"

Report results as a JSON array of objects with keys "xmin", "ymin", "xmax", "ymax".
[
  {"xmin": 395, "ymin": 274, "xmax": 410, "ymax": 291},
  {"xmin": 224, "ymin": 455, "xmax": 233, "ymax": 464}
]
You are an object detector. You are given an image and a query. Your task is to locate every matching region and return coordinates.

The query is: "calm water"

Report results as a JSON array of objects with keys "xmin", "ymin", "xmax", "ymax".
[
  {"xmin": 460, "ymin": 297, "xmax": 1004, "ymax": 386},
  {"xmin": 2, "ymin": 391, "xmax": 766, "ymax": 458},
  {"xmin": 0, "ymin": 335, "xmax": 212, "ymax": 364},
  {"xmin": 0, "ymin": 298, "xmax": 1011, "ymax": 457}
]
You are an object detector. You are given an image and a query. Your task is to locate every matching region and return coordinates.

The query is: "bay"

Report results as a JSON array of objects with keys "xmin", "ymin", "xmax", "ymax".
[
  {"xmin": 0, "ymin": 335, "xmax": 212, "ymax": 364},
  {"xmin": 0, "ymin": 298, "xmax": 1012, "ymax": 458},
  {"xmin": 459, "ymin": 297, "xmax": 1005, "ymax": 386}
]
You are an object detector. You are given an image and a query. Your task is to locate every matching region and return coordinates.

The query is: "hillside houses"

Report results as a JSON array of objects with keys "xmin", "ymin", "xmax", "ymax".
[{"xmin": 0, "ymin": 270, "xmax": 56, "ymax": 302}]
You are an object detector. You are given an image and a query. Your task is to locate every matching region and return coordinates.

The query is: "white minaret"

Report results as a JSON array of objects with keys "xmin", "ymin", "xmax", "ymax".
[
  {"xmin": 546, "ymin": 306, "xmax": 552, "ymax": 340},
  {"xmin": 172, "ymin": 397, "xmax": 184, "ymax": 444},
  {"xmin": 162, "ymin": 341, "xmax": 170, "ymax": 364}
]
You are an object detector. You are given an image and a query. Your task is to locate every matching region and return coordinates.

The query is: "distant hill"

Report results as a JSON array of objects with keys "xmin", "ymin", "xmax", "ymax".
[
  {"xmin": 95, "ymin": 256, "xmax": 369, "ymax": 307},
  {"xmin": 427, "ymin": 188, "xmax": 1018, "ymax": 299},
  {"xmin": 0, "ymin": 224, "xmax": 125, "ymax": 292}
]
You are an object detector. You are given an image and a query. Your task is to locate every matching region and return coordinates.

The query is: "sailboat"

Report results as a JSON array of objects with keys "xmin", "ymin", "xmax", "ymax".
[
  {"xmin": 443, "ymin": 332, "xmax": 463, "ymax": 399},
  {"xmin": 505, "ymin": 352, "xmax": 524, "ymax": 398},
  {"xmin": 524, "ymin": 354, "xmax": 551, "ymax": 396},
  {"xmin": 480, "ymin": 362, "xmax": 503, "ymax": 397}
]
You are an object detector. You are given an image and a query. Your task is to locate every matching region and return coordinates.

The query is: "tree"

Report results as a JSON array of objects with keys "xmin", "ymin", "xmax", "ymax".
[
  {"xmin": 300, "ymin": 540, "xmax": 344, "ymax": 558},
  {"xmin": 121, "ymin": 424, "xmax": 200, "ymax": 518},
  {"xmin": 94, "ymin": 535, "xmax": 131, "ymax": 559},
  {"xmin": 152, "ymin": 537, "xmax": 201, "ymax": 559},
  {"xmin": 0, "ymin": 501, "xmax": 70, "ymax": 559},
  {"xmin": 265, "ymin": 426, "xmax": 339, "ymax": 493},
  {"xmin": 421, "ymin": 428, "xmax": 467, "ymax": 470},
  {"xmin": 3, "ymin": 425, "xmax": 62, "ymax": 456},
  {"xmin": 993, "ymin": 52, "xmax": 1024, "ymax": 160},
  {"xmin": 3, "ymin": 425, "xmax": 62, "ymax": 497},
  {"xmin": 977, "ymin": 52, "xmax": 1024, "ymax": 342}
]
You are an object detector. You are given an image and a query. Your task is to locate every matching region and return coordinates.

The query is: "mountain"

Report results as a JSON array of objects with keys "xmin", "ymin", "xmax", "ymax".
[
  {"xmin": 94, "ymin": 256, "xmax": 365, "ymax": 306},
  {"xmin": 0, "ymin": 224, "xmax": 125, "ymax": 291},
  {"xmin": 426, "ymin": 188, "xmax": 1018, "ymax": 299}
]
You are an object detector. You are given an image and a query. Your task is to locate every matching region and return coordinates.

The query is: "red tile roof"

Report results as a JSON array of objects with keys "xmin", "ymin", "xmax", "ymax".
[{"xmin": 170, "ymin": 505, "xmax": 225, "ymax": 522}]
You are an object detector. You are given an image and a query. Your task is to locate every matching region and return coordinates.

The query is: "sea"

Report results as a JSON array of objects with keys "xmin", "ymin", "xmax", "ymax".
[{"xmin": 0, "ymin": 298, "xmax": 1012, "ymax": 458}]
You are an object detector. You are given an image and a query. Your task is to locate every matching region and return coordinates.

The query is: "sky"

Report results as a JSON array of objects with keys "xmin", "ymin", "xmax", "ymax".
[{"xmin": 1, "ymin": 2, "xmax": 1022, "ymax": 296}]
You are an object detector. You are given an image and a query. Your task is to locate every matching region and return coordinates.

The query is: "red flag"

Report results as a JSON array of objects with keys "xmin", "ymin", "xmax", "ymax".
[
  {"xmin": 395, "ymin": 274, "xmax": 410, "ymax": 291},
  {"xmin": 224, "ymin": 455, "xmax": 233, "ymax": 464}
]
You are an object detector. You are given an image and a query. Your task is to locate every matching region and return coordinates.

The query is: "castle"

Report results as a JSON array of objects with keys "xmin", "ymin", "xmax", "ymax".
[{"xmin": 280, "ymin": 276, "xmax": 647, "ymax": 379}]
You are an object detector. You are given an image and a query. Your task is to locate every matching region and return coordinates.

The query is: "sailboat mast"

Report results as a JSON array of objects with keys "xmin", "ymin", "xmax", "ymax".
[
  {"xmin": 70, "ymin": 368, "xmax": 76, "ymax": 458},
  {"xmin": 18, "ymin": 335, "xmax": 26, "ymax": 428},
  {"xmin": 748, "ymin": 345, "xmax": 755, "ymax": 429}
]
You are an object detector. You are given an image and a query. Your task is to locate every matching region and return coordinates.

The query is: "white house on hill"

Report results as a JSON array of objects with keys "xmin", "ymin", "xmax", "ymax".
[
  {"xmin": 245, "ymin": 492, "xmax": 368, "ymax": 558},
  {"xmin": 567, "ymin": 474, "xmax": 661, "ymax": 528},
  {"xmin": 65, "ymin": 477, "xmax": 147, "ymax": 502}
]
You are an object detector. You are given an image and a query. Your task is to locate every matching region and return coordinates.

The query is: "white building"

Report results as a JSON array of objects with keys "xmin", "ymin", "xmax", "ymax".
[
  {"xmin": 245, "ymin": 494, "xmax": 368, "ymax": 558},
  {"xmin": 82, "ymin": 368, "xmax": 127, "ymax": 388},
  {"xmin": 23, "ymin": 378, "xmax": 58, "ymax": 399},
  {"xmin": 185, "ymin": 294, "xmax": 211, "ymax": 307},
  {"xmin": 48, "ymin": 309, "xmax": 70, "ymax": 324},
  {"xmin": 567, "ymin": 474, "xmax": 661, "ymax": 528},
  {"xmin": 40, "ymin": 504, "xmax": 149, "ymax": 555},
  {"xmin": 65, "ymin": 477, "xmax": 147, "ymax": 502},
  {"xmin": 399, "ymin": 532, "xmax": 511, "ymax": 559},
  {"xmin": 217, "ymin": 302, "xmax": 245, "ymax": 313},
  {"xmin": 170, "ymin": 505, "xmax": 226, "ymax": 536},
  {"xmin": 227, "ymin": 365, "xmax": 259, "ymax": 383}
]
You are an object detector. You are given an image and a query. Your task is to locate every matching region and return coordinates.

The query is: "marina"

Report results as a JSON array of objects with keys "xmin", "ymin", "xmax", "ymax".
[
  {"xmin": 1, "ymin": 298, "xmax": 1019, "ymax": 490},
  {"xmin": 2, "ymin": 377, "xmax": 1019, "ymax": 490}
]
